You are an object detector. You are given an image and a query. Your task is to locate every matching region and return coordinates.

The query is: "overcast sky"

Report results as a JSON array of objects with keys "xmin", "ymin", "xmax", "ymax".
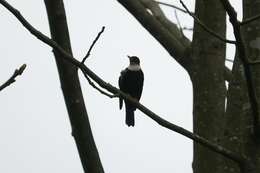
[{"xmin": 0, "ymin": 0, "xmax": 241, "ymax": 173}]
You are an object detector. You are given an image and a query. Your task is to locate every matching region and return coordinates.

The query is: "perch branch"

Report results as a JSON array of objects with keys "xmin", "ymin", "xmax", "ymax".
[{"xmin": 0, "ymin": 64, "xmax": 26, "ymax": 92}]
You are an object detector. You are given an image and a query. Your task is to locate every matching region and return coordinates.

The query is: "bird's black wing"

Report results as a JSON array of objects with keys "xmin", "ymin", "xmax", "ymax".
[
  {"xmin": 136, "ymin": 70, "xmax": 144, "ymax": 101},
  {"xmin": 118, "ymin": 69, "xmax": 127, "ymax": 109}
]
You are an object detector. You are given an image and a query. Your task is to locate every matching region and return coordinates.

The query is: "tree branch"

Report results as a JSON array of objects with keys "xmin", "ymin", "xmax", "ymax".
[
  {"xmin": 174, "ymin": 10, "xmax": 184, "ymax": 35},
  {"xmin": 179, "ymin": 0, "xmax": 236, "ymax": 44},
  {"xmin": 219, "ymin": 0, "xmax": 260, "ymax": 138},
  {"xmin": 83, "ymin": 71, "xmax": 116, "ymax": 98},
  {"xmin": 155, "ymin": 1, "xmax": 190, "ymax": 14},
  {"xmin": 226, "ymin": 58, "xmax": 234, "ymax": 63},
  {"xmin": 0, "ymin": 64, "xmax": 26, "ymax": 92},
  {"xmin": 240, "ymin": 14, "xmax": 260, "ymax": 26},
  {"xmin": 81, "ymin": 26, "xmax": 105, "ymax": 64},
  {"xmin": 248, "ymin": 60, "xmax": 260, "ymax": 65},
  {"xmin": 182, "ymin": 26, "xmax": 193, "ymax": 31},
  {"xmin": 118, "ymin": 0, "xmax": 191, "ymax": 70},
  {"xmin": 155, "ymin": 1, "xmax": 194, "ymax": 32},
  {"xmin": 0, "ymin": 0, "xmax": 250, "ymax": 170}
]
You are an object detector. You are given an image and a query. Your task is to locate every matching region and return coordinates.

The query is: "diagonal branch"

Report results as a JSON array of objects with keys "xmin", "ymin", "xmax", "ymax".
[
  {"xmin": 118, "ymin": 0, "xmax": 191, "ymax": 70},
  {"xmin": 0, "ymin": 0, "xmax": 250, "ymax": 170},
  {"xmin": 248, "ymin": 60, "xmax": 260, "ymax": 65},
  {"xmin": 81, "ymin": 26, "xmax": 105, "ymax": 64},
  {"xmin": 83, "ymin": 69, "xmax": 116, "ymax": 98},
  {"xmin": 240, "ymin": 14, "xmax": 260, "ymax": 26},
  {"xmin": 219, "ymin": 0, "xmax": 260, "ymax": 138},
  {"xmin": 179, "ymin": 0, "xmax": 236, "ymax": 44},
  {"xmin": 0, "ymin": 64, "xmax": 26, "ymax": 92},
  {"xmin": 155, "ymin": 1, "xmax": 189, "ymax": 14},
  {"xmin": 174, "ymin": 9, "xmax": 184, "ymax": 35}
]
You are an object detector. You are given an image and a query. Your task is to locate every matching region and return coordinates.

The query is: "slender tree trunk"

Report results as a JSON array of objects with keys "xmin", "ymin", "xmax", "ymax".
[
  {"xmin": 191, "ymin": 1, "xmax": 226, "ymax": 173},
  {"xmin": 243, "ymin": 0, "xmax": 260, "ymax": 171},
  {"xmin": 222, "ymin": 1, "xmax": 260, "ymax": 173},
  {"xmin": 44, "ymin": 1, "xmax": 104, "ymax": 172}
]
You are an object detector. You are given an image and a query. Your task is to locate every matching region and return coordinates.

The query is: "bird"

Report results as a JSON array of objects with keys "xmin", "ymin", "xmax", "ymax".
[{"xmin": 119, "ymin": 55, "xmax": 144, "ymax": 126}]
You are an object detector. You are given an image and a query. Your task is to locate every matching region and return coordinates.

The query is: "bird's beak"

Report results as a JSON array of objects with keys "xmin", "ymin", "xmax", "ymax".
[{"xmin": 127, "ymin": 55, "xmax": 131, "ymax": 59}]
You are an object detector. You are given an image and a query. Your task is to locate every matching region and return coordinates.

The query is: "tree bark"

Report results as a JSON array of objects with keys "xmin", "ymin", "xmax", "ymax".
[
  {"xmin": 242, "ymin": 1, "xmax": 260, "ymax": 171},
  {"xmin": 222, "ymin": 0, "xmax": 260, "ymax": 172},
  {"xmin": 191, "ymin": 1, "xmax": 227, "ymax": 173},
  {"xmin": 44, "ymin": 1, "xmax": 104, "ymax": 172}
]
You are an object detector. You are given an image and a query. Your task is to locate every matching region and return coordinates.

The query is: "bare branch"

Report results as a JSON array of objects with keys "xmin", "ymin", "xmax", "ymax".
[
  {"xmin": 219, "ymin": 0, "xmax": 260, "ymax": 138},
  {"xmin": 248, "ymin": 60, "xmax": 260, "ymax": 65},
  {"xmin": 226, "ymin": 58, "xmax": 234, "ymax": 63},
  {"xmin": 82, "ymin": 72, "xmax": 116, "ymax": 98},
  {"xmin": 240, "ymin": 14, "xmax": 260, "ymax": 26},
  {"xmin": 0, "ymin": 0, "xmax": 249, "ymax": 168},
  {"xmin": 174, "ymin": 10, "xmax": 184, "ymax": 35},
  {"xmin": 81, "ymin": 26, "xmax": 105, "ymax": 64},
  {"xmin": 182, "ymin": 26, "xmax": 193, "ymax": 31},
  {"xmin": 118, "ymin": 0, "xmax": 191, "ymax": 70},
  {"xmin": 155, "ymin": 1, "xmax": 189, "ymax": 14},
  {"xmin": 0, "ymin": 64, "xmax": 26, "ymax": 92},
  {"xmin": 179, "ymin": 0, "xmax": 236, "ymax": 44}
]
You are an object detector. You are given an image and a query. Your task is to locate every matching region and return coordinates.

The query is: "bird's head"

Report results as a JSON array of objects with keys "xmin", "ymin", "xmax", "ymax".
[{"xmin": 127, "ymin": 55, "xmax": 140, "ymax": 65}]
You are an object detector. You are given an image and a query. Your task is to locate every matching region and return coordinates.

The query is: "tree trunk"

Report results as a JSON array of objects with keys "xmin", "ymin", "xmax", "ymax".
[
  {"xmin": 191, "ymin": 1, "xmax": 227, "ymax": 173},
  {"xmin": 222, "ymin": 0, "xmax": 260, "ymax": 172},
  {"xmin": 44, "ymin": 1, "xmax": 104, "ymax": 172}
]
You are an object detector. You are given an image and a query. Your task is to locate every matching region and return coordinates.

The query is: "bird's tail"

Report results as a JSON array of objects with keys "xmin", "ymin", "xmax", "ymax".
[
  {"xmin": 125, "ymin": 107, "xmax": 135, "ymax": 126},
  {"xmin": 119, "ymin": 97, "xmax": 123, "ymax": 110}
]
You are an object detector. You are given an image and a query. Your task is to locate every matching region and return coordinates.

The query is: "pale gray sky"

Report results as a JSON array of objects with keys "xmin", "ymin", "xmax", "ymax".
[{"xmin": 0, "ymin": 0, "xmax": 241, "ymax": 173}]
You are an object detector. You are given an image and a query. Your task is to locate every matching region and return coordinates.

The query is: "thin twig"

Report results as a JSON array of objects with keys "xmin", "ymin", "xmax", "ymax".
[
  {"xmin": 80, "ymin": 26, "xmax": 112, "ymax": 97},
  {"xmin": 241, "ymin": 14, "xmax": 260, "ymax": 26},
  {"xmin": 248, "ymin": 60, "xmax": 260, "ymax": 65},
  {"xmin": 179, "ymin": 0, "xmax": 236, "ymax": 44},
  {"xmin": 226, "ymin": 58, "xmax": 234, "ymax": 63},
  {"xmin": 0, "ymin": 64, "xmax": 26, "ymax": 91},
  {"xmin": 81, "ymin": 26, "xmax": 105, "ymax": 64},
  {"xmin": 82, "ymin": 72, "xmax": 116, "ymax": 98},
  {"xmin": 155, "ymin": 1, "xmax": 189, "ymax": 14},
  {"xmin": 0, "ymin": 0, "xmax": 249, "ymax": 168},
  {"xmin": 182, "ymin": 26, "xmax": 193, "ymax": 31},
  {"xmin": 174, "ymin": 9, "xmax": 183, "ymax": 35}
]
